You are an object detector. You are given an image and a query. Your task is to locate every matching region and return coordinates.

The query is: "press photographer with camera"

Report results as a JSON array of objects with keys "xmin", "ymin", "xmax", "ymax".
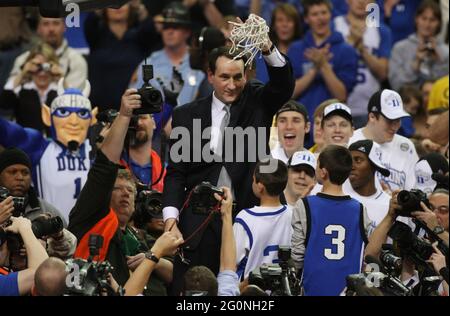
[
  {"xmin": 0, "ymin": 148, "xmax": 77, "ymax": 261},
  {"xmin": 68, "ymin": 88, "xmax": 179, "ymax": 287},
  {"xmin": 0, "ymin": 216, "xmax": 49, "ymax": 296},
  {"xmin": 365, "ymin": 189, "xmax": 449, "ymax": 295}
]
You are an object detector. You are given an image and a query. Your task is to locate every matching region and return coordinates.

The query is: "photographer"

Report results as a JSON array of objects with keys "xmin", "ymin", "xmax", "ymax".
[
  {"xmin": 412, "ymin": 189, "xmax": 449, "ymax": 247},
  {"xmin": 0, "ymin": 148, "xmax": 76, "ymax": 261},
  {"xmin": 0, "ymin": 216, "xmax": 49, "ymax": 296},
  {"xmin": 0, "ymin": 42, "xmax": 61, "ymax": 132},
  {"xmin": 69, "ymin": 88, "xmax": 175, "ymax": 287},
  {"xmin": 389, "ymin": 0, "xmax": 449, "ymax": 90},
  {"xmin": 120, "ymin": 113, "xmax": 166, "ymax": 192}
]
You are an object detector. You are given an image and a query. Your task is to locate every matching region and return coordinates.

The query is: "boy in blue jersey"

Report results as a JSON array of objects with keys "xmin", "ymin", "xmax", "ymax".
[
  {"xmin": 291, "ymin": 145, "xmax": 373, "ymax": 296},
  {"xmin": 233, "ymin": 158, "xmax": 293, "ymax": 280}
]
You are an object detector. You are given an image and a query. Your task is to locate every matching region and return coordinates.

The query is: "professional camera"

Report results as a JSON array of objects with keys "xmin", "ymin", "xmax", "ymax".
[
  {"xmin": 397, "ymin": 189, "xmax": 430, "ymax": 217},
  {"xmin": 345, "ymin": 271, "xmax": 412, "ymax": 296},
  {"xmin": 388, "ymin": 221, "xmax": 435, "ymax": 266},
  {"xmin": 135, "ymin": 64, "xmax": 163, "ymax": 115},
  {"xmin": 133, "ymin": 190, "xmax": 163, "ymax": 228},
  {"xmin": 189, "ymin": 182, "xmax": 224, "ymax": 215},
  {"xmin": 0, "ymin": 186, "xmax": 26, "ymax": 216},
  {"xmin": 380, "ymin": 245, "xmax": 402, "ymax": 274},
  {"xmin": 248, "ymin": 247, "xmax": 300, "ymax": 296},
  {"xmin": 0, "ymin": 215, "xmax": 64, "ymax": 254},
  {"xmin": 65, "ymin": 234, "xmax": 121, "ymax": 296}
]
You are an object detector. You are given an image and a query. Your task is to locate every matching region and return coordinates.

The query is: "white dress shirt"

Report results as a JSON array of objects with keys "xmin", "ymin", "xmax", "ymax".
[{"xmin": 163, "ymin": 48, "xmax": 286, "ymax": 222}]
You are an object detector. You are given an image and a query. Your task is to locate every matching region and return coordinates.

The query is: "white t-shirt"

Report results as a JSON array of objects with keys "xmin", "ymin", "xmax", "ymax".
[
  {"xmin": 349, "ymin": 129, "xmax": 419, "ymax": 191},
  {"xmin": 270, "ymin": 143, "xmax": 289, "ymax": 164},
  {"xmin": 233, "ymin": 205, "xmax": 293, "ymax": 279},
  {"xmin": 342, "ymin": 181, "xmax": 391, "ymax": 226}
]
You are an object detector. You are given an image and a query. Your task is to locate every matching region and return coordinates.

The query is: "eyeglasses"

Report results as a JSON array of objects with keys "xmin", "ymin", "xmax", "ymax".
[{"xmin": 430, "ymin": 205, "xmax": 449, "ymax": 215}]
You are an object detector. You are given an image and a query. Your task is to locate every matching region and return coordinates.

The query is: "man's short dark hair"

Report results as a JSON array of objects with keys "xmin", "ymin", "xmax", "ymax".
[
  {"xmin": 183, "ymin": 266, "xmax": 218, "ymax": 296},
  {"xmin": 318, "ymin": 145, "xmax": 352, "ymax": 185},
  {"xmin": 302, "ymin": 0, "xmax": 332, "ymax": 16},
  {"xmin": 208, "ymin": 46, "xmax": 249, "ymax": 74},
  {"xmin": 254, "ymin": 159, "xmax": 288, "ymax": 196}
]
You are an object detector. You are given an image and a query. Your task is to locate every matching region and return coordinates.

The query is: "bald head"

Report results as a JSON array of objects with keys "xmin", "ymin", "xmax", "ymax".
[{"xmin": 34, "ymin": 257, "xmax": 68, "ymax": 296}]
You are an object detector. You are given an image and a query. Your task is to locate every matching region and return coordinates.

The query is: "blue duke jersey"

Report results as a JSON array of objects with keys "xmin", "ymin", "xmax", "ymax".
[
  {"xmin": 296, "ymin": 194, "xmax": 369, "ymax": 296},
  {"xmin": 333, "ymin": 16, "xmax": 392, "ymax": 117},
  {"xmin": 36, "ymin": 141, "xmax": 91, "ymax": 223},
  {"xmin": 233, "ymin": 205, "xmax": 293, "ymax": 279}
]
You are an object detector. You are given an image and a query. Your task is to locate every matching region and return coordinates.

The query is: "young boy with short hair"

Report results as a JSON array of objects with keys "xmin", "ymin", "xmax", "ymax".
[
  {"xmin": 291, "ymin": 145, "xmax": 373, "ymax": 296},
  {"xmin": 234, "ymin": 158, "xmax": 292, "ymax": 280}
]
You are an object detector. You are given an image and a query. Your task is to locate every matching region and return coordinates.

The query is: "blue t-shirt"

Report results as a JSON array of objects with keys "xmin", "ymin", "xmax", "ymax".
[
  {"xmin": 0, "ymin": 272, "xmax": 20, "ymax": 296},
  {"xmin": 287, "ymin": 30, "xmax": 358, "ymax": 119}
]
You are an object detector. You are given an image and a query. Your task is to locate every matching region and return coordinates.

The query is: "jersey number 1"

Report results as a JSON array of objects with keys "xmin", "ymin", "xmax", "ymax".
[
  {"xmin": 324, "ymin": 225, "xmax": 346, "ymax": 260},
  {"xmin": 73, "ymin": 177, "xmax": 81, "ymax": 199}
]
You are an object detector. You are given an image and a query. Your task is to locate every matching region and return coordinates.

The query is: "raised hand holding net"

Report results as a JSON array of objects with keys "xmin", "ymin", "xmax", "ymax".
[{"xmin": 228, "ymin": 14, "xmax": 271, "ymax": 67}]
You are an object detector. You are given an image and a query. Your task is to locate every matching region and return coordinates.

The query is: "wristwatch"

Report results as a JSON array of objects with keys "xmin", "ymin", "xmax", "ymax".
[
  {"xmin": 433, "ymin": 225, "xmax": 445, "ymax": 235},
  {"xmin": 145, "ymin": 251, "xmax": 160, "ymax": 264}
]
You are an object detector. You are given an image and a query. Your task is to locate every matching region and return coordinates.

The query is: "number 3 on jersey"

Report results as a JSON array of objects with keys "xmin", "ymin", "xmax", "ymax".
[{"xmin": 324, "ymin": 225, "xmax": 346, "ymax": 260}]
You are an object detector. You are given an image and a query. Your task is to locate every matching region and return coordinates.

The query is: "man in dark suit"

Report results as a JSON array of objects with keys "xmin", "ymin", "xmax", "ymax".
[{"xmin": 162, "ymin": 42, "xmax": 294, "ymax": 294}]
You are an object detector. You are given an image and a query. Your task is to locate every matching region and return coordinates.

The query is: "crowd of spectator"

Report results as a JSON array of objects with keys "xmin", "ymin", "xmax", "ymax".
[{"xmin": 0, "ymin": 0, "xmax": 448, "ymax": 297}]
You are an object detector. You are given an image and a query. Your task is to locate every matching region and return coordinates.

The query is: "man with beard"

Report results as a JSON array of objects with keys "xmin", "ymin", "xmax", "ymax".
[{"xmin": 120, "ymin": 114, "xmax": 165, "ymax": 191}]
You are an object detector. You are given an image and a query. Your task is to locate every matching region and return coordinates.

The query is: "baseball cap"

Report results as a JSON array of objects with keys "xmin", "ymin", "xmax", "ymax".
[
  {"xmin": 288, "ymin": 150, "xmax": 316, "ymax": 175},
  {"xmin": 161, "ymin": 2, "xmax": 191, "ymax": 27},
  {"xmin": 368, "ymin": 89, "xmax": 410, "ymax": 120},
  {"xmin": 323, "ymin": 102, "xmax": 353, "ymax": 124},
  {"xmin": 415, "ymin": 153, "xmax": 449, "ymax": 193},
  {"xmin": 276, "ymin": 100, "xmax": 309, "ymax": 122},
  {"xmin": 348, "ymin": 140, "xmax": 390, "ymax": 177}
]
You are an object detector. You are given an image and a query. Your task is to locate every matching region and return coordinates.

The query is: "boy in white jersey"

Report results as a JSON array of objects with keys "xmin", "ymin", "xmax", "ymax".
[
  {"xmin": 349, "ymin": 89, "xmax": 419, "ymax": 191},
  {"xmin": 234, "ymin": 158, "xmax": 292, "ymax": 280}
]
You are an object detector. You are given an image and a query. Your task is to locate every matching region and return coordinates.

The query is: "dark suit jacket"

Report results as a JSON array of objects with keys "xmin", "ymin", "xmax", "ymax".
[{"xmin": 163, "ymin": 56, "xmax": 294, "ymax": 250}]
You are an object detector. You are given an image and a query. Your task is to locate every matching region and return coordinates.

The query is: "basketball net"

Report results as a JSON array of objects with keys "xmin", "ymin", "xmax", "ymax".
[{"xmin": 228, "ymin": 14, "xmax": 271, "ymax": 67}]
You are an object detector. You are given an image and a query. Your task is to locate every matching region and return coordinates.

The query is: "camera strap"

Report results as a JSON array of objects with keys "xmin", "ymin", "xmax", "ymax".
[{"xmin": 167, "ymin": 189, "xmax": 222, "ymax": 246}]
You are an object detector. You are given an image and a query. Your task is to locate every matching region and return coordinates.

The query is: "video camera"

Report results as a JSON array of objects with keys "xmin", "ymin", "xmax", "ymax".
[
  {"xmin": 65, "ymin": 234, "xmax": 121, "ymax": 296},
  {"xmin": 248, "ymin": 247, "xmax": 300, "ymax": 296},
  {"xmin": 396, "ymin": 189, "xmax": 431, "ymax": 217},
  {"xmin": 0, "ymin": 215, "xmax": 64, "ymax": 253},
  {"xmin": 133, "ymin": 189, "xmax": 163, "ymax": 229},
  {"xmin": 0, "ymin": 186, "xmax": 26, "ymax": 216},
  {"xmin": 189, "ymin": 182, "xmax": 224, "ymax": 215},
  {"xmin": 388, "ymin": 221, "xmax": 448, "ymax": 270}
]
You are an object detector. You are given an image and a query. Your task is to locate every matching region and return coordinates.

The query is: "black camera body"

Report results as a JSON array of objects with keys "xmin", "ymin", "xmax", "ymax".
[
  {"xmin": 65, "ymin": 234, "xmax": 120, "ymax": 296},
  {"xmin": 0, "ymin": 186, "xmax": 26, "ymax": 216},
  {"xmin": 388, "ymin": 221, "xmax": 435, "ymax": 269},
  {"xmin": 189, "ymin": 182, "xmax": 224, "ymax": 215},
  {"xmin": 0, "ymin": 215, "xmax": 64, "ymax": 254},
  {"xmin": 248, "ymin": 246, "xmax": 300, "ymax": 296},
  {"xmin": 397, "ymin": 189, "xmax": 430, "ymax": 217},
  {"xmin": 133, "ymin": 190, "xmax": 163, "ymax": 228},
  {"xmin": 135, "ymin": 64, "xmax": 163, "ymax": 115}
]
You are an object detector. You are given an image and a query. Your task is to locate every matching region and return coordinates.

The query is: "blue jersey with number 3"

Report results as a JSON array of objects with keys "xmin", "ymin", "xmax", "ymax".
[{"xmin": 302, "ymin": 194, "xmax": 366, "ymax": 296}]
